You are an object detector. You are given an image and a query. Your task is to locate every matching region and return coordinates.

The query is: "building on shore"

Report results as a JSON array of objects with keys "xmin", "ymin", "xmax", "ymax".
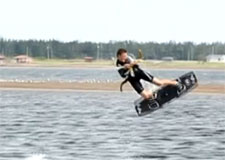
[
  {"xmin": 206, "ymin": 55, "xmax": 225, "ymax": 63},
  {"xmin": 84, "ymin": 56, "xmax": 94, "ymax": 62},
  {"xmin": 161, "ymin": 57, "xmax": 174, "ymax": 61},
  {"xmin": 0, "ymin": 55, "xmax": 5, "ymax": 65},
  {"xmin": 14, "ymin": 55, "xmax": 33, "ymax": 63}
]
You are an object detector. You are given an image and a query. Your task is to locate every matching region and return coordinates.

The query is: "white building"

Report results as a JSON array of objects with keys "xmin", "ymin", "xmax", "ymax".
[
  {"xmin": 161, "ymin": 57, "xmax": 174, "ymax": 61},
  {"xmin": 206, "ymin": 55, "xmax": 225, "ymax": 63}
]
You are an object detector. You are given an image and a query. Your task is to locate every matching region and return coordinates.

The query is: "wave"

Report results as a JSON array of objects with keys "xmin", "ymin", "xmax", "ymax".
[{"xmin": 25, "ymin": 154, "xmax": 48, "ymax": 160}]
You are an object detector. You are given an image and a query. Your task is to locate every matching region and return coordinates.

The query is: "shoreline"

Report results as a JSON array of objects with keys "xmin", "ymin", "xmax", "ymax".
[
  {"xmin": 0, "ymin": 82, "xmax": 224, "ymax": 94},
  {"xmin": 1, "ymin": 87, "xmax": 224, "ymax": 96}
]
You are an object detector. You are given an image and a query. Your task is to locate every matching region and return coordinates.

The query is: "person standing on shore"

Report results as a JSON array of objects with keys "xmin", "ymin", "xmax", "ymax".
[{"xmin": 116, "ymin": 48, "xmax": 184, "ymax": 99}]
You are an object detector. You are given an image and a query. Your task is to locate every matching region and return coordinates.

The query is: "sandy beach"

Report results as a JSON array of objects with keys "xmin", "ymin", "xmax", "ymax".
[{"xmin": 0, "ymin": 81, "xmax": 224, "ymax": 94}]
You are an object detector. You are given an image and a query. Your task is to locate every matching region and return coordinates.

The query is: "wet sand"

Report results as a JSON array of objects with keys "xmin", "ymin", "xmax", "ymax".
[{"xmin": 0, "ymin": 81, "xmax": 224, "ymax": 94}]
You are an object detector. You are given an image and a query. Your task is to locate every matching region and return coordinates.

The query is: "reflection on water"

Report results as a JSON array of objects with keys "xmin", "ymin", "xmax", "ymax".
[{"xmin": 0, "ymin": 90, "xmax": 225, "ymax": 160}]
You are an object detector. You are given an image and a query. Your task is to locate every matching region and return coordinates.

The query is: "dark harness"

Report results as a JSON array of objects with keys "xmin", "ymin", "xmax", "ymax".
[{"xmin": 116, "ymin": 57, "xmax": 140, "ymax": 92}]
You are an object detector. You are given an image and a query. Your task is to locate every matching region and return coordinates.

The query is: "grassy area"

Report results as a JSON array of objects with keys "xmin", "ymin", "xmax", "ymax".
[
  {"xmin": 7, "ymin": 58, "xmax": 225, "ymax": 69},
  {"xmin": 33, "ymin": 58, "xmax": 114, "ymax": 67},
  {"xmin": 141, "ymin": 60, "xmax": 225, "ymax": 69}
]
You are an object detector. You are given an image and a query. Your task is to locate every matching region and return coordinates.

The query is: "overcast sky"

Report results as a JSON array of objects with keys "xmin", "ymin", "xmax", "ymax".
[{"xmin": 0, "ymin": 0, "xmax": 224, "ymax": 43}]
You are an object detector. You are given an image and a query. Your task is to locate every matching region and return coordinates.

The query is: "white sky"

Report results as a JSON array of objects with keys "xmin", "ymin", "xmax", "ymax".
[{"xmin": 0, "ymin": 0, "xmax": 224, "ymax": 43}]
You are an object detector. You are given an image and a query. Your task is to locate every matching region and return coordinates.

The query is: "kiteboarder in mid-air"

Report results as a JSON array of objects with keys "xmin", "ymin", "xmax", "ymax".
[{"xmin": 116, "ymin": 48, "xmax": 184, "ymax": 99}]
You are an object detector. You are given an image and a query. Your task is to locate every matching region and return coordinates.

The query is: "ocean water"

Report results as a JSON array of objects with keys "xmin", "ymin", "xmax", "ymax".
[
  {"xmin": 0, "ymin": 90, "xmax": 225, "ymax": 160},
  {"xmin": 0, "ymin": 67, "xmax": 224, "ymax": 84}
]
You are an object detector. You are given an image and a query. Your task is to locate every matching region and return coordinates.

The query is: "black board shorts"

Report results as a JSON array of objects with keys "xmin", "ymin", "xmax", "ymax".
[{"xmin": 128, "ymin": 69, "xmax": 154, "ymax": 94}]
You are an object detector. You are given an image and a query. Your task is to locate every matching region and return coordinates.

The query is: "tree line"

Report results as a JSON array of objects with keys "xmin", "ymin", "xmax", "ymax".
[{"xmin": 0, "ymin": 38, "xmax": 225, "ymax": 60}]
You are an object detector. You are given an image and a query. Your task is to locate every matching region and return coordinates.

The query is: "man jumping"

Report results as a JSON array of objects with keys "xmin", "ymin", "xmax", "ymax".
[{"xmin": 116, "ymin": 48, "xmax": 184, "ymax": 99}]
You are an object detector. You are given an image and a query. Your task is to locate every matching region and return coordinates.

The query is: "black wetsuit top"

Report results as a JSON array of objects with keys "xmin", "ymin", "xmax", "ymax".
[{"xmin": 116, "ymin": 56, "xmax": 154, "ymax": 94}]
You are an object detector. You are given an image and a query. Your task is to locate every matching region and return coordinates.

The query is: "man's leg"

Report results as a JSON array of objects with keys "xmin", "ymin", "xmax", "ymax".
[
  {"xmin": 129, "ymin": 78, "xmax": 156, "ymax": 100},
  {"xmin": 139, "ymin": 69, "xmax": 179, "ymax": 87},
  {"xmin": 140, "ymin": 89, "xmax": 153, "ymax": 99},
  {"xmin": 153, "ymin": 77, "xmax": 184, "ymax": 92},
  {"xmin": 152, "ymin": 77, "xmax": 177, "ymax": 86}
]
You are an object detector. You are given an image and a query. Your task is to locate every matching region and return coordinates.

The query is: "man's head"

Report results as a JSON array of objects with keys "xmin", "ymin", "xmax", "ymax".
[{"xmin": 117, "ymin": 48, "xmax": 128, "ymax": 62}]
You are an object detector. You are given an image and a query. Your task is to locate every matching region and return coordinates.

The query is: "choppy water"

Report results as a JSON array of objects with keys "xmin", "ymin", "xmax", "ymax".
[
  {"xmin": 0, "ymin": 90, "xmax": 225, "ymax": 160},
  {"xmin": 0, "ymin": 67, "xmax": 224, "ymax": 84}
]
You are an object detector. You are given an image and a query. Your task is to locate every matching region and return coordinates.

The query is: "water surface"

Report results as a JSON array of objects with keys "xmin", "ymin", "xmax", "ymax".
[
  {"xmin": 0, "ymin": 90, "xmax": 225, "ymax": 160},
  {"xmin": 0, "ymin": 67, "xmax": 224, "ymax": 84}
]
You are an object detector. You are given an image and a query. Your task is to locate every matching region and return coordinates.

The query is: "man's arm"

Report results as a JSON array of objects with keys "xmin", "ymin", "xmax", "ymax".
[{"xmin": 124, "ymin": 60, "xmax": 140, "ymax": 69}]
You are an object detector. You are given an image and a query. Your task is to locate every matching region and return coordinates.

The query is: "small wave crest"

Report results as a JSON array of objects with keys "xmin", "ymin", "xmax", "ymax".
[{"xmin": 25, "ymin": 154, "xmax": 48, "ymax": 160}]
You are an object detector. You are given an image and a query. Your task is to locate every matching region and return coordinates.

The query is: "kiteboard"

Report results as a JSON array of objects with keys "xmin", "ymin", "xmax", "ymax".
[{"xmin": 134, "ymin": 71, "xmax": 198, "ymax": 116}]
